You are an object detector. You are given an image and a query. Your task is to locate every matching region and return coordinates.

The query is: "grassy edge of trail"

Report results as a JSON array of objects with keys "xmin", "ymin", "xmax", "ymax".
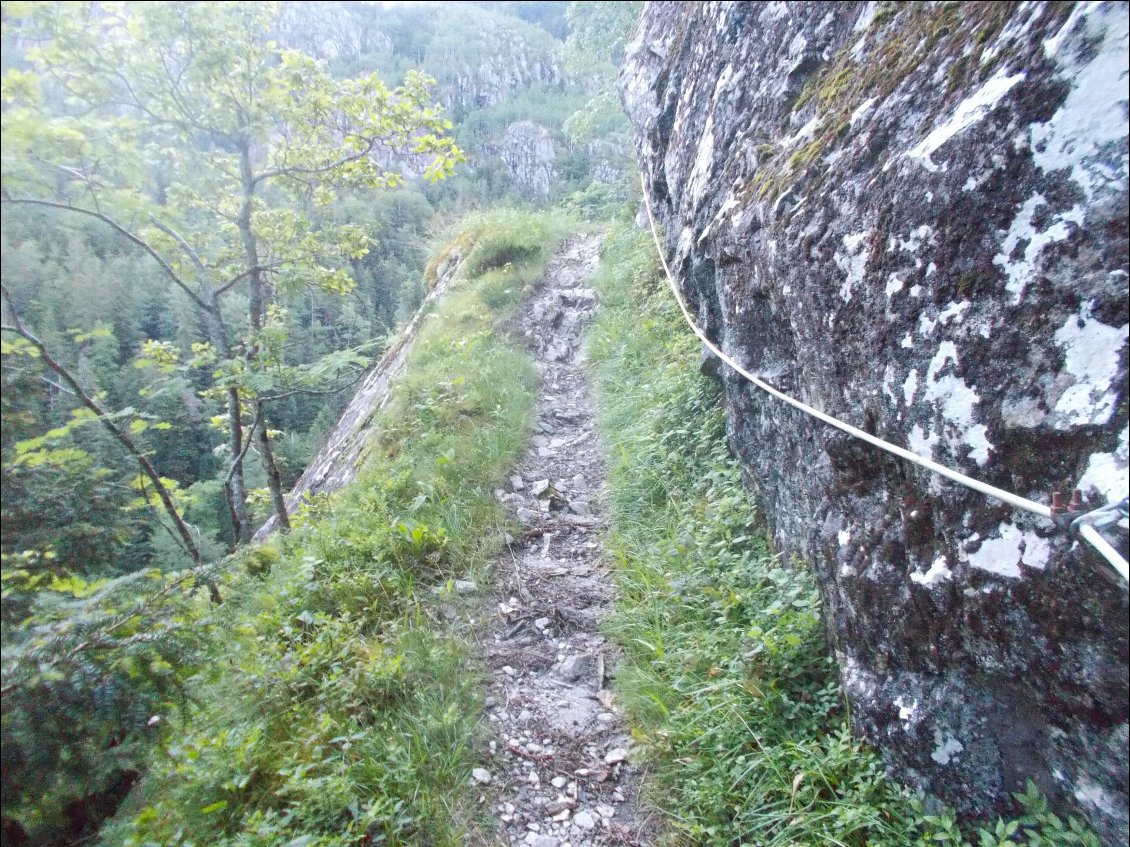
[
  {"xmin": 586, "ymin": 216, "xmax": 1100, "ymax": 847},
  {"xmin": 100, "ymin": 209, "xmax": 574, "ymax": 847}
]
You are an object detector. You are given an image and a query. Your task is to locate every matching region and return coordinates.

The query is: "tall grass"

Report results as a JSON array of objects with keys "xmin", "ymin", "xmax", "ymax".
[
  {"xmin": 586, "ymin": 217, "xmax": 1099, "ymax": 847},
  {"xmin": 101, "ymin": 210, "xmax": 574, "ymax": 847}
]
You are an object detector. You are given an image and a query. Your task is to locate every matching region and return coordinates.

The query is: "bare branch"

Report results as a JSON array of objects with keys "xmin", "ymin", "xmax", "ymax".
[
  {"xmin": 148, "ymin": 215, "xmax": 208, "ymax": 276},
  {"xmin": 0, "ymin": 195, "xmax": 213, "ymax": 314}
]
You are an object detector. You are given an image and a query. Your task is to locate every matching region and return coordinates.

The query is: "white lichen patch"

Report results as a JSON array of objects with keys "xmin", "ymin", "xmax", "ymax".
[
  {"xmin": 849, "ymin": 1, "xmax": 879, "ymax": 59},
  {"xmin": 885, "ymin": 274, "xmax": 904, "ymax": 297},
  {"xmin": 1031, "ymin": 2, "xmax": 1130, "ymax": 200},
  {"xmin": 921, "ymin": 342, "xmax": 993, "ymax": 465},
  {"xmin": 784, "ymin": 114, "xmax": 822, "ymax": 146},
  {"xmin": 907, "ymin": 67, "xmax": 1027, "ymax": 172},
  {"xmin": 911, "ymin": 554, "xmax": 953, "ymax": 587},
  {"xmin": 901, "ymin": 333, "xmax": 915, "ymax": 349},
  {"xmin": 838, "ymin": 529, "xmax": 852, "ymax": 547},
  {"xmin": 908, "ymin": 423, "xmax": 939, "ymax": 458},
  {"xmin": 850, "ymin": 96, "xmax": 879, "ymax": 128},
  {"xmin": 891, "ymin": 224, "xmax": 935, "ymax": 255},
  {"xmin": 903, "ymin": 368, "xmax": 920, "ymax": 405},
  {"xmin": 894, "ymin": 696, "xmax": 919, "ymax": 730},
  {"xmin": 835, "ymin": 232, "xmax": 869, "ymax": 302},
  {"xmin": 1078, "ymin": 426, "xmax": 1130, "ymax": 504},
  {"xmin": 931, "ymin": 729, "xmax": 965, "ymax": 765},
  {"xmin": 994, "ymin": 193, "xmax": 1085, "ymax": 303},
  {"xmin": 687, "ymin": 114, "xmax": 717, "ymax": 205},
  {"xmin": 1051, "ymin": 304, "xmax": 1128, "ymax": 429},
  {"xmin": 1073, "ymin": 777, "xmax": 1120, "ymax": 817},
  {"xmin": 883, "ymin": 364, "xmax": 899, "ymax": 403},
  {"xmin": 965, "ymin": 522, "xmax": 1051, "ymax": 578}
]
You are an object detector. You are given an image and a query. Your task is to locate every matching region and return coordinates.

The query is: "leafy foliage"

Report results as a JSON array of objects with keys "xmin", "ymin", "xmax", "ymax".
[{"xmin": 2, "ymin": 0, "xmax": 463, "ymax": 537}]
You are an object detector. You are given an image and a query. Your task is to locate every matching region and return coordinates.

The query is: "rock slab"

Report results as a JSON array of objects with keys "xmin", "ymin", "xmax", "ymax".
[{"xmin": 621, "ymin": 2, "xmax": 1129, "ymax": 842}]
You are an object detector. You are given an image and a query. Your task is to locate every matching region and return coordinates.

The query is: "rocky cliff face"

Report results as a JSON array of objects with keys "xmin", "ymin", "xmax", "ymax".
[
  {"xmin": 621, "ymin": 1, "xmax": 1129, "ymax": 841},
  {"xmin": 498, "ymin": 120, "xmax": 558, "ymax": 196},
  {"xmin": 424, "ymin": 12, "xmax": 565, "ymax": 113}
]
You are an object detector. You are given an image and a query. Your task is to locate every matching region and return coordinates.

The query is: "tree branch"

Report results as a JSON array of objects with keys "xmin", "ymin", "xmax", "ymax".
[
  {"xmin": 0, "ymin": 195, "xmax": 213, "ymax": 314},
  {"xmin": 1, "ymin": 285, "xmax": 218, "ymax": 603}
]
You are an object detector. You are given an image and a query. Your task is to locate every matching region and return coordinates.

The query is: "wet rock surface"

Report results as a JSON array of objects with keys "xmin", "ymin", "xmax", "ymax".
[
  {"xmin": 622, "ymin": 2, "xmax": 1128, "ymax": 842},
  {"xmin": 473, "ymin": 235, "xmax": 655, "ymax": 846}
]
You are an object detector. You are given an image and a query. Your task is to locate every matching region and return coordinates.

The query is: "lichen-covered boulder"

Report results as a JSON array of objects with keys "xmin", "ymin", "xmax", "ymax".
[{"xmin": 621, "ymin": 1, "xmax": 1128, "ymax": 841}]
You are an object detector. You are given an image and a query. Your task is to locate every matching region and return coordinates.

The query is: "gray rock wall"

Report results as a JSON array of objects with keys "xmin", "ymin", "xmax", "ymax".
[
  {"xmin": 500, "ymin": 120, "xmax": 558, "ymax": 197},
  {"xmin": 621, "ymin": 1, "xmax": 1129, "ymax": 841}
]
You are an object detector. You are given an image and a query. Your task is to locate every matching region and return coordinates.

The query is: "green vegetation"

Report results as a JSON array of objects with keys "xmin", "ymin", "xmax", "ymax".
[
  {"xmin": 2, "ymin": 209, "xmax": 572, "ymax": 846},
  {"xmin": 587, "ymin": 218, "xmax": 1101, "ymax": 847},
  {"xmin": 2, "ymin": 0, "xmax": 462, "ymax": 540}
]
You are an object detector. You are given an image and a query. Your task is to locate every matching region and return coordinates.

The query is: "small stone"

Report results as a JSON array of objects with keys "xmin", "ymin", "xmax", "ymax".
[
  {"xmin": 552, "ymin": 808, "xmax": 571, "ymax": 822},
  {"xmin": 604, "ymin": 748, "xmax": 629, "ymax": 765},
  {"xmin": 568, "ymin": 500, "xmax": 591, "ymax": 517},
  {"xmin": 527, "ymin": 742, "xmax": 542, "ymax": 753},
  {"xmin": 524, "ymin": 835, "xmax": 558, "ymax": 847},
  {"xmin": 519, "ymin": 709, "xmax": 533, "ymax": 722},
  {"xmin": 511, "ymin": 475, "xmax": 526, "ymax": 491},
  {"xmin": 572, "ymin": 810, "xmax": 596, "ymax": 831},
  {"xmin": 597, "ymin": 712, "xmax": 615, "ymax": 723},
  {"xmin": 453, "ymin": 579, "xmax": 477, "ymax": 594},
  {"xmin": 534, "ymin": 617, "xmax": 551, "ymax": 630},
  {"xmin": 471, "ymin": 767, "xmax": 492, "ymax": 785},
  {"xmin": 485, "ymin": 696, "xmax": 498, "ymax": 708},
  {"xmin": 558, "ymin": 653, "xmax": 594, "ymax": 682},
  {"xmin": 596, "ymin": 804, "xmax": 615, "ymax": 819},
  {"xmin": 531, "ymin": 479, "xmax": 551, "ymax": 497},
  {"xmin": 544, "ymin": 796, "xmax": 574, "ymax": 815},
  {"xmin": 528, "ymin": 769, "xmax": 541, "ymax": 786},
  {"xmin": 502, "ymin": 665, "xmax": 517, "ymax": 677},
  {"xmin": 551, "ymin": 775, "xmax": 568, "ymax": 788},
  {"xmin": 572, "ymin": 474, "xmax": 587, "ymax": 491},
  {"xmin": 517, "ymin": 507, "xmax": 539, "ymax": 523}
]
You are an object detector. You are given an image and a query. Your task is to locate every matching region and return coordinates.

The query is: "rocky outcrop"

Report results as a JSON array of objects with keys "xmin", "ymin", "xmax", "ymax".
[
  {"xmin": 254, "ymin": 247, "xmax": 467, "ymax": 540},
  {"xmin": 424, "ymin": 10, "xmax": 564, "ymax": 113},
  {"xmin": 622, "ymin": 1, "xmax": 1129, "ymax": 842},
  {"xmin": 587, "ymin": 134, "xmax": 634, "ymax": 184},
  {"xmin": 499, "ymin": 121, "xmax": 557, "ymax": 197}
]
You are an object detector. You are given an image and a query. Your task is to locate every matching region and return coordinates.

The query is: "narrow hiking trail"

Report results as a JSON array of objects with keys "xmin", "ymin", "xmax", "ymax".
[{"xmin": 472, "ymin": 235, "xmax": 655, "ymax": 847}]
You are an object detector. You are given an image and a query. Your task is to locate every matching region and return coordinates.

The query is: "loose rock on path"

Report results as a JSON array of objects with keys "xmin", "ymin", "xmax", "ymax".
[{"xmin": 471, "ymin": 235, "xmax": 654, "ymax": 847}]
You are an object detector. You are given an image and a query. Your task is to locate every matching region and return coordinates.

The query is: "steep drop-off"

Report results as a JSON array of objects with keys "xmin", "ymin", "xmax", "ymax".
[{"xmin": 621, "ymin": 1, "xmax": 1128, "ymax": 841}]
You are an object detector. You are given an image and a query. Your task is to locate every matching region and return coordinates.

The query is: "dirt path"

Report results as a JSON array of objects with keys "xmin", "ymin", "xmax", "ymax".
[{"xmin": 471, "ymin": 235, "xmax": 655, "ymax": 847}]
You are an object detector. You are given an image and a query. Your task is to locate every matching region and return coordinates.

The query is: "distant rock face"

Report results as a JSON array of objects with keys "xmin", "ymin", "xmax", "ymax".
[
  {"xmin": 622, "ymin": 1, "xmax": 1128, "ymax": 842},
  {"xmin": 587, "ymin": 134, "xmax": 634, "ymax": 184},
  {"xmin": 427, "ymin": 19, "xmax": 564, "ymax": 113},
  {"xmin": 500, "ymin": 121, "xmax": 557, "ymax": 197}
]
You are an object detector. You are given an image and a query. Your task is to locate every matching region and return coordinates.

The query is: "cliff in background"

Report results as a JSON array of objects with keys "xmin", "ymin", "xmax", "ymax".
[{"xmin": 621, "ymin": 1, "xmax": 1129, "ymax": 841}]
